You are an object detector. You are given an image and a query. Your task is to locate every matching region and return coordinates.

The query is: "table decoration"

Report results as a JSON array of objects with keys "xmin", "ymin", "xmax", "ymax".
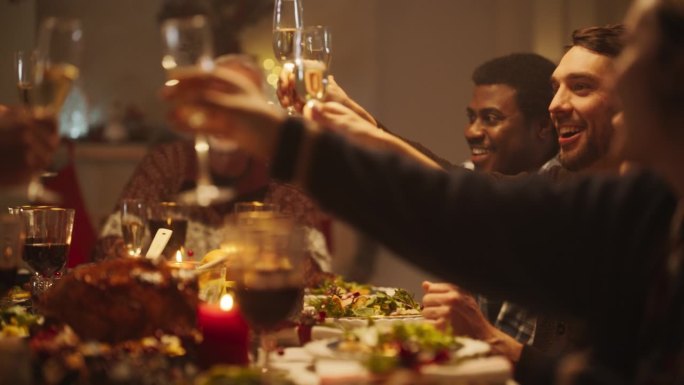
[{"xmin": 197, "ymin": 292, "xmax": 250, "ymax": 368}]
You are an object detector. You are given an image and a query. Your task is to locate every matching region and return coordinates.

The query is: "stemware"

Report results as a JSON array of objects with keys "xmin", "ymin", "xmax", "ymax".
[
  {"xmin": 160, "ymin": 15, "xmax": 234, "ymax": 207},
  {"xmin": 10, "ymin": 207, "xmax": 74, "ymax": 295},
  {"xmin": 273, "ymin": 0, "xmax": 303, "ymax": 115},
  {"xmin": 293, "ymin": 26, "xmax": 332, "ymax": 110},
  {"xmin": 120, "ymin": 199, "xmax": 147, "ymax": 257},
  {"xmin": 231, "ymin": 212, "xmax": 305, "ymax": 373},
  {"xmin": 147, "ymin": 202, "xmax": 188, "ymax": 261},
  {"xmin": 14, "ymin": 17, "xmax": 83, "ymax": 203},
  {"xmin": 0, "ymin": 214, "xmax": 23, "ymax": 302}
]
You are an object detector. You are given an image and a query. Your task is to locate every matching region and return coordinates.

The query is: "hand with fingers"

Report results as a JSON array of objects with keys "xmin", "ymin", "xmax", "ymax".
[
  {"xmin": 163, "ymin": 67, "xmax": 288, "ymax": 160},
  {"xmin": 421, "ymin": 281, "xmax": 524, "ymax": 364}
]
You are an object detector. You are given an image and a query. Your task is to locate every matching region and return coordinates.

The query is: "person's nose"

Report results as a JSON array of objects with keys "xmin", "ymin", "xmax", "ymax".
[
  {"xmin": 464, "ymin": 120, "xmax": 485, "ymax": 142},
  {"xmin": 549, "ymin": 87, "xmax": 572, "ymax": 118}
]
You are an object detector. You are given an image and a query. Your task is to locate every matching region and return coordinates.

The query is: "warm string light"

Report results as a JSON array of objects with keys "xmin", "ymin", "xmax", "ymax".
[{"xmin": 263, "ymin": 58, "xmax": 286, "ymax": 88}]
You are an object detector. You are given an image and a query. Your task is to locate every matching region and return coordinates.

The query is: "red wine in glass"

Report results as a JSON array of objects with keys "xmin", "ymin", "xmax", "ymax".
[
  {"xmin": 23, "ymin": 240, "xmax": 69, "ymax": 278},
  {"xmin": 234, "ymin": 285, "xmax": 303, "ymax": 331},
  {"xmin": 148, "ymin": 218, "xmax": 188, "ymax": 259}
]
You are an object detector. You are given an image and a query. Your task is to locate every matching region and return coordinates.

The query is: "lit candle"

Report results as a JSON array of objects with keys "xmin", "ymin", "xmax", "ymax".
[
  {"xmin": 166, "ymin": 250, "xmax": 200, "ymax": 270},
  {"xmin": 197, "ymin": 293, "xmax": 250, "ymax": 368}
]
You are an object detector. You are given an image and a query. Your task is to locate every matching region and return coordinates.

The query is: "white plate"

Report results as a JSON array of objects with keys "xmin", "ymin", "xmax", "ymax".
[
  {"xmin": 332, "ymin": 315, "xmax": 424, "ymax": 329},
  {"xmin": 304, "ymin": 335, "xmax": 489, "ymax": 362}
]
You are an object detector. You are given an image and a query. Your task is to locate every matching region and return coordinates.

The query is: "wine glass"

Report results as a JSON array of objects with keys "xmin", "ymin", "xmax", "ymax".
[
  {"xmin": 147, "ymin": 202, "xmax": 188, "ymax": 261},
  {"xmin": 14, "ymin": 17, "xmax": 83, "ymax": 203},
  {"xmin": 120, "ymin": 199, "xmax": 147, "ymax": 257},
  {"xmin": 231, "ymin": 214, "xmax": 305, "ymax": 373},
  {"xmin": 273, "ymin": 0, "xmax": 303, "ymax": 115},
  {"xmin": 10, "ymin": 207, "xmax": 74, "ymax": 296},
  {"xmin": 0, "ymin": 214, "xmax": 23, "ymax": 304},
  {"xmin": 293, "ymin": 26, "xmax": 331, "ymax": 111},
  {"xmin": 160, "ymin": 15, "xmax": 234, "ymax": 207}
]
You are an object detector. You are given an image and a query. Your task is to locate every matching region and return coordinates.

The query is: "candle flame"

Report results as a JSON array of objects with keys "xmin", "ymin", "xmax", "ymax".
[
  {"xmin": 219, "ymin": 293, "xmax": 234, "ymax": 311},
  {"xmin": 175, "ymin": 250, "xmax": 183, "ymax": 263}
]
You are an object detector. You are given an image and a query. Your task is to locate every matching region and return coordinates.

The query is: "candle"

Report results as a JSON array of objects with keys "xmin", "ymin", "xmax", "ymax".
[{"xmin": 197, "ymin": 293, "xmax": 250, "ymax": 368}]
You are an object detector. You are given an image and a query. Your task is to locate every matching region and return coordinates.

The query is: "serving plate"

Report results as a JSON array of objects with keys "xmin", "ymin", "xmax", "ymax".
[{"xmin": 303, "ymin": 335, "xmax": 489, "ymax": 362}]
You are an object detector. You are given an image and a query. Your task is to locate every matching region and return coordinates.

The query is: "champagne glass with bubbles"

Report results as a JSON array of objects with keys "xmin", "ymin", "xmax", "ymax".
[
  {"xmin": 293, "ymin": 26, "xmax": 331, "ymax": 111},
  {"xmin": 273, "ymin": 0, "xmax": 303, "ymax": 114},
  {"xmin": 161, "ymin": 15, "xmax": 234, "ymax": 207},
  {"xmin": 121, "ymin": 199, "xmax": 147, "ymax": 258}
]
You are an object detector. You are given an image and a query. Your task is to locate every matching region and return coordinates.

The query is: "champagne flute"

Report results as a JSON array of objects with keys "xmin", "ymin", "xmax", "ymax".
[
  {"xmin": 14, "ymin": 17, "xmax": 83, "ymax": 203},
  {"xmin": 293, "ymin": 26, "xmax": 332, "ymax": 110},
  {"xmin": 161, "ymin": 15, "xmax": 234, "ymax": 207},
  {"xmin": 231, "ymin": 214, "xmax": 305, "ymax": 373},
  {"xmin": 120, "ymin": 199, "xmax": 147, "ymax": 258},
  {"xmin": 273, "ymin": 0, "xmax": 303, "ymax": 115},
  {"xmin": 15, "ymin": 50, "xmax": 35, "ymax": 106}
]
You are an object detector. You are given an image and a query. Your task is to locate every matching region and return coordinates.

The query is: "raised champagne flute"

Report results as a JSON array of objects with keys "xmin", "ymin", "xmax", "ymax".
[
  {"xmin": 273, "ymin": 0, "xmax": 303, "ymax": 115},
  {"xmin": 161, "ymin": 15, "xmax": 234, "ymax": 207},
  {"xmin": 14, "ymin": 17, "xmax": 82, "ymax": 203},
  {"xmin": 10, "ymin": 207, "xmax": 74, "ymax": 296},
  {"xmin": 231, "ymin": 213, "xmax": 305, "ymax": 374},
  {"xmin": 293, "ymin": 26, "xmax": 331, "ymax": 111}
]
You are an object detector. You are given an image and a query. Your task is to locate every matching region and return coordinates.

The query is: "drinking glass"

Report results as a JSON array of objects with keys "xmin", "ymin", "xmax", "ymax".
[
  {"xmin": 293, "ymin": 26, "xmax": 331, "ymax": 109},
  {"xmin": 10, "ymin": 207, "xmax": 74, "ymax": 295},
  {"xmin": 120, "ymin": 199, "xmax": 147, "ymax": 257},
  {"xmin": 273, "ymin": 0, "xmax": 303, "ymax": 115},
  {"xmin": 161, "ymin": 15, "xmax": 234, "ymax": 207},
  {"xmin": 0, "ymin": 215, "xmax": 24, "ymax": 303},
  {"xmin": 15, "ymin": 50, "xmax": 35, "ymax": 106},
  {"xmin": 148, "ymin": 202, "xmax": 188, "ymax": 261},
  {"xmin": 231, "ymin": 214, "xmax": 305, "ymax": 373},
  {"xmin": 14, "ymin": 17, "xmax": 82, "ymax": 203}
]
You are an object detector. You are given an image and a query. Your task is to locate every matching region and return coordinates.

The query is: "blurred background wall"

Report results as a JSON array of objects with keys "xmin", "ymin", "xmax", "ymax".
[{"xmin": 0, "ymin": 0, "xmax": 631, "ymax": 292}]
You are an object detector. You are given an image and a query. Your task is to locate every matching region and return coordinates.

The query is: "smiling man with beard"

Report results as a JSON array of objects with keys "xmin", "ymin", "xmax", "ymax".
[{"xmin": 549, "ymin": 25, "xmax": 625, "ymax": 174}]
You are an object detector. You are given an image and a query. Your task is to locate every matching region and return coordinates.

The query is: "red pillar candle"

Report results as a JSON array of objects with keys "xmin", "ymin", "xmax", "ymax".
[{"xmin": 197, "ymin": 293, "xmax": 250, "ymax": 368}]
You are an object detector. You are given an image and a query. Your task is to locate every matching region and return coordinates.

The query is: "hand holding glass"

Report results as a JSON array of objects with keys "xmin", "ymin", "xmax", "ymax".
[{"xmin": 161, "ymin": 15, "xmax": 234, "ymax": 207}]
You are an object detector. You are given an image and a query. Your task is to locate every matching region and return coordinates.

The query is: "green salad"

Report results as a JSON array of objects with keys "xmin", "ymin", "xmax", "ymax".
[
  {"xmin": 337, "ymin": 323, "xmax": 460, "ymax": 373},
  {"xmin": 306, "ymin": 287, "xmax": 421, "ymax": 318},
  {"xmin": 307, "ymin": 275, "xmax": 373, "ymax": 296}
]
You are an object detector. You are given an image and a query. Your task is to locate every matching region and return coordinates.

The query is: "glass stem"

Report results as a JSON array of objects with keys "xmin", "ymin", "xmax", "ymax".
[{"xmin": 195, "ymin": 134, "xmax": 212, "ymax": 187}]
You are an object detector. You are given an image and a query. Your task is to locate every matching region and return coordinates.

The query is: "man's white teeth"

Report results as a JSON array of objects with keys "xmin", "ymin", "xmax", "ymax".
[
  {"xmin": 471, "ymin": 148, "xmax": 489, "ymax": 155},
  {"xmin": 559, "ymin": 126, "xmax": 582, "ymax": 138}
]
